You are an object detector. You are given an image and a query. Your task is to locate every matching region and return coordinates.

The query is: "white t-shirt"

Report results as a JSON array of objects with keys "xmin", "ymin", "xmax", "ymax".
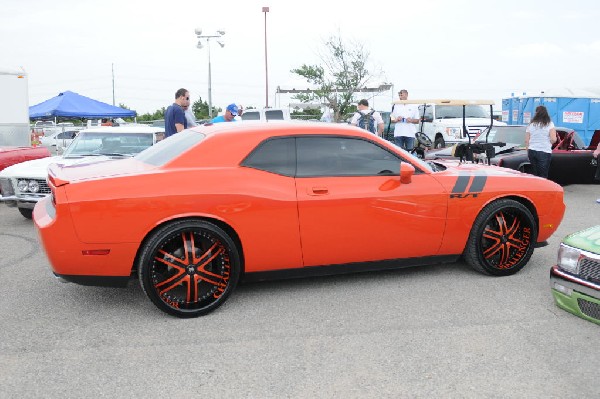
[
  {"xmin": 184, "ymin": 108, "xmax": 197, "ymax": 127},
  {"xmin": 526, "ymin": 121, "xmax": 555, "ymax": 153},
  {"xmin": 350, "ymin": 109, "xmax": 384, "ymax": 134},
  {"xmin": 391, "ymin": 104, "xmax": 420, "ymax": 137}
]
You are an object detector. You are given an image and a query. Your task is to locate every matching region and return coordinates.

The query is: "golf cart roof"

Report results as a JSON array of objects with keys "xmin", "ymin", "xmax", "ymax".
[{"xmin": 392, "ymin": 99, "xmax": 496, "ymax": 105}]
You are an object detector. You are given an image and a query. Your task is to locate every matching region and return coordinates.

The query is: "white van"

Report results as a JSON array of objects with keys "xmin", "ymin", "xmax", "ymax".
[{"xmin": 241, "ymin": 108, "xmax": 291, "ymax": 122}]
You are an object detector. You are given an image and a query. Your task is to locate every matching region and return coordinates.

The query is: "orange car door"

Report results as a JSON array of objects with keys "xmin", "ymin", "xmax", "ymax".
[{"xmin": 295, "ymin": 136, "xmax": 448, "ymax": 267}]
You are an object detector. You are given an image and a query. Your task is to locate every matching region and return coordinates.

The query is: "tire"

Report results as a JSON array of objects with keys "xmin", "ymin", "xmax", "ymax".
[
  {"xmin": 18, "ymin": 208, "xmax": 33, "ymax": 219},
  {"xmin": 138, "ymin": 219, "xmax": 240, "ymax": 318},
  {"xmin": 433, "ymin": 136, "xmax": 445, "ymax": 149},
  {"xmin": 464, "ymin": 199, "xmax": 537, "ymax": 276}
]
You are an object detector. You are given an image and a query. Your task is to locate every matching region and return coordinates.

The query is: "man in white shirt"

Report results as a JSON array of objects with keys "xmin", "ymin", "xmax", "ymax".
[{"xmin": 391, "ymin": 89, "xmax": 420, "ymax": 150}]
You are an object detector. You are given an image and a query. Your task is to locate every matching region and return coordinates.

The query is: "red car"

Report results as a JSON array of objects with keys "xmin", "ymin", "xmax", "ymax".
[
  {"xmin": 34, "ymin": 122, "xmax": 565, "ymax": 317},
  {"xmin": 0, "ymin": 145, "xmax": 50, "ymax": 172}
]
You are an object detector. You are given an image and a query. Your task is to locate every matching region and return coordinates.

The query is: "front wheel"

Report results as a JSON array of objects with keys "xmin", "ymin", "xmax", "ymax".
[
  {"xmin": 464, "ymin": 199, "xmax": 537, "ymax": 276},
  {"xmin": 138, "ymin": 219, "xmax": 241, "ymax": 318},
  {"xmin": 433, "ymin": 136, "xmax": 445, "ymax": 149}
]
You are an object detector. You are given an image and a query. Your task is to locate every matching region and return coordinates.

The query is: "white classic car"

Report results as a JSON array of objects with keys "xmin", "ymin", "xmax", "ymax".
[{"xmin": 0, "ymin": 125, "xmax": 165, "ymax": 219}]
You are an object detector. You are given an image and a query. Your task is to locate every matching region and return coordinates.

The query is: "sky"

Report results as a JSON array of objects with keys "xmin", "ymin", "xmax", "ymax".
[{"xmin": 2, "ymin": 0, "xmax": 600, "ymax": 116}]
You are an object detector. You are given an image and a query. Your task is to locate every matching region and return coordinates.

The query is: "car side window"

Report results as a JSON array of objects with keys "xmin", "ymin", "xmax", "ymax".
[
  {"xmin": 242, "ymin": 137, "xmax": 296, "ymax": 176},
  {"xmin": 265, "ymin": 110, "xmax": 284, "ymax": 120},
  {"xmin": 296, "ymin": 136, "xmax": 400, "ymax": 177}
]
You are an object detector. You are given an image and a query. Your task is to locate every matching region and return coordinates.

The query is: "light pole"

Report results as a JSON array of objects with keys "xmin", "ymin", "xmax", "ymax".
[
  {"xmin": 262, "ymin": 7, "xmax": 269, "ymax": 108},
  {"xmin": 195, "ymin": 28, "xmax": 225, "ymax": 119}
]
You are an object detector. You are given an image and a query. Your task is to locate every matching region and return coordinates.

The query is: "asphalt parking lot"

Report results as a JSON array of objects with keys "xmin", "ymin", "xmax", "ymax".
[{"xmin": 1, "ymin": 184, "xmax": 599, "ymax": 398}]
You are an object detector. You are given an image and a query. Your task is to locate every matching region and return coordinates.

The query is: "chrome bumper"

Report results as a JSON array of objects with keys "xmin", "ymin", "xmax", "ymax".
[{"xmin": 550, "ymin": 265, "xmax": 600, "ymax": 300}]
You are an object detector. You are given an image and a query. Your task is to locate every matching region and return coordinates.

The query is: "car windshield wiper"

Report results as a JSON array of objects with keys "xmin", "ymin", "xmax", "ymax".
[
  {"xmin": 97, "ymin": 153, "xmax": 131, "ymax": 157},
  {"xmin": 64, "ymin": 153, "xmax": 103, "ymax": 158}
]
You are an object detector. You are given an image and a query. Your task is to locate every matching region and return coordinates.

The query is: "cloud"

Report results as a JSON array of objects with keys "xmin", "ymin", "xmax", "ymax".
[
  {"xmin": 574, "ymin": 41, "xmax": 600, "ymax": 56},
  {"xmin": 500, "ymin": 42, "xmax": 565, "ymax": 58}
]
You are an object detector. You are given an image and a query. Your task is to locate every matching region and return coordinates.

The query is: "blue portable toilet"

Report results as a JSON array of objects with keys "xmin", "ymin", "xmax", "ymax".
[
  {"xmin": 502, "ymin": 95, "xmax": 522, "ymax": 125},
  {"xmin": 503, "ymin": 89, "xmax": 600, "ymax": 146}
]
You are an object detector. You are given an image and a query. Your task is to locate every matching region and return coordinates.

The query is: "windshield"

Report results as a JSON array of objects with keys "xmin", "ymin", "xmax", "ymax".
[
  {"xmin": 475, "ymin": 126, "xmax": 526, "ymax": 146},
  {"xmin": 63, "ymin": 132, "xmax": 155, "ymax": 157},
  {"xmin": 436, "ymin": 105, "xmax": 490, "ymax": 119},
  {"xmin": 136, "ymin": 129, "xmax": 205, "ymax": 166},
  {"xmin": 388, "ymin": 142, "xmax": 436, "ymax": 172}
]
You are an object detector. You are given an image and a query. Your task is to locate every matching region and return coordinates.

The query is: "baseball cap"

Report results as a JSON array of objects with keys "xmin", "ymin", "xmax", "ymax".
[{"xmin": 226, "ymin": 103, "xmax": 239, "ymax": 116}]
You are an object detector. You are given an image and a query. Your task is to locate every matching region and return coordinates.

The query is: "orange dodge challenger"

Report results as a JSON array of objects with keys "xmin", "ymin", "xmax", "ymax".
[{"xmin": 34, "ymin": 122, "xmax": 565, "ymax": 317}]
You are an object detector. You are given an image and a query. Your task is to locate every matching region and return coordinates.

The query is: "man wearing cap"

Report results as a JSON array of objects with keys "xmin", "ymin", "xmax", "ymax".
[{"xmin": 212, "ymin": 104, "xmax": 239, "ymax": 123}]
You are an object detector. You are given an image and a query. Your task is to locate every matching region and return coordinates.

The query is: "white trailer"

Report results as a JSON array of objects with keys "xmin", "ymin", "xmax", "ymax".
[{"xmin": 0, "ymin": 68, "xmax": 30, "ymax": 146}]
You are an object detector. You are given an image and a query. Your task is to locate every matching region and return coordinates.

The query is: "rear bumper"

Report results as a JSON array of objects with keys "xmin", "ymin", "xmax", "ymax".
[{"xmin": 34, "ymin": 196, "xmax": 138, "ymax": 281}]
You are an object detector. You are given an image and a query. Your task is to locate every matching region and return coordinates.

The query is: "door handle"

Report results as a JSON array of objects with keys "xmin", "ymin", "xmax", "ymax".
[{"xmin": 307, "ymin": 187, "xmax": 329, "ymax": 196}]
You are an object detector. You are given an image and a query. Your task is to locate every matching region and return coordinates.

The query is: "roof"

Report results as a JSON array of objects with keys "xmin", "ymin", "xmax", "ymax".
[
  {"xmin": 29, "ymin": 91, "xmax": 137, "ymax": 119},
  {"xmin": 392, "ymin": 99, "xmax": 496, "ymax": 105},
  {"xmin": 82, "ymin": 125, "xmax": 165, "ymax": 134}
]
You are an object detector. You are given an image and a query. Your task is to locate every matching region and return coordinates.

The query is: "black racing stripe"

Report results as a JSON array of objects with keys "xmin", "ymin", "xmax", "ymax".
[
  {"xmin": 452, "ymin": 175, "xmax": 471, "ymax": 193},
  {"xmin": 469, "ymin": 175, "xmax": 487, "ymax": 193}
]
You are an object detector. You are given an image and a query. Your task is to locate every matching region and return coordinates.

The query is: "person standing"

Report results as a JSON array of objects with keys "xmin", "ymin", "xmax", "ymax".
[
  {"xmin": 164, "ymin": 88, "xmax": 190, "ymax": 137},
  {"xmin": 391, "ymin": 89, "xmax": 420, "ymax": 150},
  {"xmin": 525, "ymin": 105, "xmax": 557, "ymax": 178},
  {"xmin": 234, "ymin": 105, "xmax": 244, "ymax": 121},
  {"xmin": 183, "ymin": 104, "xmax": 197, "ymax": 127},
  {"xmin": 212, "ymin": 104, "xmax": 238, "ymax": 123},
  {"xmin": 350, "ymin": 99, "xmax": 384, "ymax": 136},
  {"xmin": 594, "ymin": 146, "xmax": 600, "ymax": 202}
]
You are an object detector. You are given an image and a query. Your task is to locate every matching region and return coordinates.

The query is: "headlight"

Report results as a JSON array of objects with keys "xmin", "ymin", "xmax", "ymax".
[
  {"xmin": 445, "ymin": 127, "xmax": 462, "ymax": 138},
  {"xmin": 28, "ymin": 180, "xmax": 40, "ymax": 193},
  {"xmin": 17, "ymin": 180, "xmax": 29, "ymax": 192},
  {"xmin": 557, "ymin": 243, "xmax": 581, "ymax": 274}
]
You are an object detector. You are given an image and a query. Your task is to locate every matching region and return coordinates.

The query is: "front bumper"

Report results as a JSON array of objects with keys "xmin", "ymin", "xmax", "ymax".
[
  {"xmin": 0, "ymin": 194, "xmax": 41, "ymax": 209},
  {"xmin": 550, "ymin": 265, "xmax": 600, "ymax": 325}
]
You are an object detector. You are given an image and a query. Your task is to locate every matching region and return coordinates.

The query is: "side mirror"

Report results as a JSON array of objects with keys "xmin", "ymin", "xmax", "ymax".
[
  {"xmin": 422, "ymin": 116, "xmax": 433, "ymax": 123},
  {"xmin": 400, "ymin": 161, "xmax": 415, "ymax": 184}
]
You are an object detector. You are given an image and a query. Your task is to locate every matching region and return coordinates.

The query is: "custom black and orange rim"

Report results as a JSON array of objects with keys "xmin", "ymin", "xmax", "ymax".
[
  {"xmin": 149, "ymin": 229, "xmax": 232, "ymax": 312},
  {"xmin": 480, "ymin": 208, "xmax": 533, "ymax": 270}
]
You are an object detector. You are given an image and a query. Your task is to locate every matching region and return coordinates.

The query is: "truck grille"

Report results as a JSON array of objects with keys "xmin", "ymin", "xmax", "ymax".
[
  {"xmin": 577, "ymin": 298, "xmax": 600, "ymax": 320},
  {"xmin": 16, "ymin": 179, "xmax": 51, "ymax": 195},
  {"xmin": 579, "ymin": 257, "xmax": 600, "ymax": 284}
]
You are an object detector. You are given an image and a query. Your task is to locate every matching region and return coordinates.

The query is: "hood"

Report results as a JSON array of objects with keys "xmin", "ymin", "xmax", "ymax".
[
  {"xmin": 425, "ymin": 142, "xmax": 523, "ymax": 160},
  {"xmin": 0, "ymin": 154, "xmax": 124, "ymax": 179},
  {"xmin": 563, "ymin": 225, "xmax": 600, "ymax": 254}
]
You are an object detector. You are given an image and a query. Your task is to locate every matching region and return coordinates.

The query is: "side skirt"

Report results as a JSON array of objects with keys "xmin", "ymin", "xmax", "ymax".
[{"xmin": 243, "ymin": 255, "xmax": 460, "ymax": 283}]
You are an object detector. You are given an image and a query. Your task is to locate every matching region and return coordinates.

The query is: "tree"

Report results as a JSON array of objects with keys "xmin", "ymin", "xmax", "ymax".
[
  {"xmin": 190, "ymin": 96, "xmax": 222, "ymax": 120},
  {"xmin": 291, "ymin": 34, "xmax": 379, "ymax": 122}
]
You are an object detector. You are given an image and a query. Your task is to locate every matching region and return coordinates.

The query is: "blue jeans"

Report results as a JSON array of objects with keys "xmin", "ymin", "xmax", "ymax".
[
  {"xmin": 528, "ymin": 149, "xmax": 552, "ymax": 178},
  {"xmin": 395, "ymin": 136, "xmax": 415, "ymax": 151}
]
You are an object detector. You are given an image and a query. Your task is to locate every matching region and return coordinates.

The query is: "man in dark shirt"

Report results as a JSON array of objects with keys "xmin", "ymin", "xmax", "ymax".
[{"xmin": 164, "ymin": 88, "xmax": 190, "ymax": 137}]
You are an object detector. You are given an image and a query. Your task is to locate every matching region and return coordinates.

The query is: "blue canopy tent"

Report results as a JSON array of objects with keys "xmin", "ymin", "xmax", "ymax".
[{"xmin": 29, "ymin": 91, "xmax": 136, "ymax": 119}]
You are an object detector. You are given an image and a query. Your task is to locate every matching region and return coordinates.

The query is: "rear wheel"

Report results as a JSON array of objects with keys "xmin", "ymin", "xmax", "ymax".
[
  {"xmin": 433, "ymin": 136, "xmax": 445, "ymax": 149},
  {"xmin": 18, "ymin": 208, "xmax": 33, "ymax": 219},
  {"xmin": 138, "ymin": 219, "xmax": 240, "ymax": 318},
  {"xmin": 464, "ymin": 199, "xmax": 537, "ymax": 276}
]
